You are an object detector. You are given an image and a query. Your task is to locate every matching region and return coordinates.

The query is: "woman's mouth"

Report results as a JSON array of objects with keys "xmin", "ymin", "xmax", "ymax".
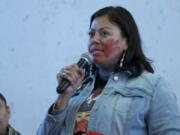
[
  {"xmin": 91, "ymin": 50, "xmax": 103, "ymax": 55},
  {"xmin": 89, "ymin": 45, "xmax": 104, "ymax": 55}
]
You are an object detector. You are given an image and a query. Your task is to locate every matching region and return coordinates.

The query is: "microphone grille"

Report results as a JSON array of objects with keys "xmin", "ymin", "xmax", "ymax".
[{"xmin": 81, "ymin": 52, "xmax": 93, "ymax": 65}]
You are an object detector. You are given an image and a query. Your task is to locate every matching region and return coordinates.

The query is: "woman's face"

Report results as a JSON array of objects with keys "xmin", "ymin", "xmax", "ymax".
[{"xmin": 88, "ymin": 16, "xmax": 128, "ymax": 68}]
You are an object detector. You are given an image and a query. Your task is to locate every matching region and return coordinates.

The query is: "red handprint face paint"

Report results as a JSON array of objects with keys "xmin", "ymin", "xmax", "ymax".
[
  {"xmin": 103, "ymin": 39, "xmax": 120, "ymax": 57},
  {"xmin": 88, "ymin": 16, "xmax": 127, "ymax": 67}
]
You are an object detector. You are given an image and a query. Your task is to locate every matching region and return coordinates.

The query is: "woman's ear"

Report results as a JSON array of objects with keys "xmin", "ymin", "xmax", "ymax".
[{"xmin": 123, "ymin": 38, "xmax": 128, "ymax": 51}]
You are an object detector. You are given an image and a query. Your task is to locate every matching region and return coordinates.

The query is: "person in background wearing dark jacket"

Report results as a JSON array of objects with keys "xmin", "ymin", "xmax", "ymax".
[{"xmin": 0, "ymin": 93, "xmax": 20, "ymax": 135}]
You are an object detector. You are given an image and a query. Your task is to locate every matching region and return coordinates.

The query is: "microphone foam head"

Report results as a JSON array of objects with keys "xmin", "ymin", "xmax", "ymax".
[{"xmin": 81, "ymin": 52, "xmax": 93, "ymax": 65}]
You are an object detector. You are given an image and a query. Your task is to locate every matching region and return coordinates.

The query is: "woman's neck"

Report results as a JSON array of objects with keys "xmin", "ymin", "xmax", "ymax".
[{"xmin": 96, "ymin": 62, "xmax": 117, "ymax": 81}]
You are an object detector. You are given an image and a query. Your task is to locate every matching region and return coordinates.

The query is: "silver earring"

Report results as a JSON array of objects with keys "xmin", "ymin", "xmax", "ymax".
[{"xmin": 120, "ymin": 51, "xmax": 126, "ymax": 68}]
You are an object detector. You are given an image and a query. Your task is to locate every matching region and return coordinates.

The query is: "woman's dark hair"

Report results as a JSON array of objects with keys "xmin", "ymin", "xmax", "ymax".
[
  {"xmin": 90, "ymin": 6, "xmax": 154, "ymax": 78},
  {"xmin": 0, "ymin": 92, "xmax": 7, "ymax": 107}
]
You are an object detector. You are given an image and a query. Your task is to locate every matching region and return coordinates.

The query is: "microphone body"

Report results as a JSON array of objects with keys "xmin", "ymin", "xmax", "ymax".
[{"xmin": 56, "ymin": 52, "xmax": 92, "ymax": 94}]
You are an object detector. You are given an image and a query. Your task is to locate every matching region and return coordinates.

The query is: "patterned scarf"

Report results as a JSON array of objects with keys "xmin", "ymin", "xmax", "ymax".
[{"xmin": 6, "ymin": 125, "xmax": 20, "ymax": 135}]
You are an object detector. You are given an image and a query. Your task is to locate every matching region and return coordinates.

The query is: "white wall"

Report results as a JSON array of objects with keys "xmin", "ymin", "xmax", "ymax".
[{"xmin": 0, "ymin": 0, "xmax": 180, "ymax": 134}]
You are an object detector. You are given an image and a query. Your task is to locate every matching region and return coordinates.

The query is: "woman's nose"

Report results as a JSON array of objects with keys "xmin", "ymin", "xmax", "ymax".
[{"xmin": 92, "ymin": 33, "xmax": 101, "ymax": 43}]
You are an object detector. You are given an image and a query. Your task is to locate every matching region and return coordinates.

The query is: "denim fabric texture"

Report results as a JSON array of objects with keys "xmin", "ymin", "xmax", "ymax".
[{"xmin": 37, "ymin": 71, "xmax": 180, "ymax": 135}]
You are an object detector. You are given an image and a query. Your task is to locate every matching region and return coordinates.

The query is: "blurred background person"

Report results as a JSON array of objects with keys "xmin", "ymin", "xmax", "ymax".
[{"xmin": 0, "ymin": 93, "xmax": 20, "ymax": 135}]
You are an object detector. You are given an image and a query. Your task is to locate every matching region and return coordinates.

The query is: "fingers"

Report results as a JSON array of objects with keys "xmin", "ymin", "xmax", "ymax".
[
  {"xmin": 66, "ymin": 65, "xmax": 80, "ymax": 81},
  {"xmin": 66, "ymin": 64, "xmax": 85, "ymax": 84},
  {"xmin": 56, "ymin": 64, "xmax": 85, "ymax": 84}
]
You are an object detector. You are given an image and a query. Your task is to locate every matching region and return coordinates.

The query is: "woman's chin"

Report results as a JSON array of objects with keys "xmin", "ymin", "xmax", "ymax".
[
  {"xmin": 93, "ymin": 58, "xmax": 119, "ymax": 69},
  {"xmin": 93, "ymin": 60, "xmax": 108, "ymax": 68}
]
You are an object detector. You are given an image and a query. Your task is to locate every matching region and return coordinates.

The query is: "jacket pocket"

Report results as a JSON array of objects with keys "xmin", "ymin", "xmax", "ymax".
[{"xmin": 112, "ymin": 88, "xmax": 145, "ymax": 115}]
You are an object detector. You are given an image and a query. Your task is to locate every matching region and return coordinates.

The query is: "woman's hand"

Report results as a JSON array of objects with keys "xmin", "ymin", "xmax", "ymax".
[{"xmin": 55, "ymin": 64, "xmax": 85, "ymax": 110}]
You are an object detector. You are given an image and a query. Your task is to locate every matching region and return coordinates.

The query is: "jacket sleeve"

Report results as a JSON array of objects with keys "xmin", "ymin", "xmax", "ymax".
[
  {"xmin": 147, "ymin": 77, "xmax": 180, "ymax": 135},
  {"xmin": 36, "ymin": 103, "xmax": 68, "ymax": 135}
]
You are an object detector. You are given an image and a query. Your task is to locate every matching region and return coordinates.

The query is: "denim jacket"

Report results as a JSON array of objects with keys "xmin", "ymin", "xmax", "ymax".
[{"xmin": 37, "ymin": 71, "xmax": 180, "ymax": 135}]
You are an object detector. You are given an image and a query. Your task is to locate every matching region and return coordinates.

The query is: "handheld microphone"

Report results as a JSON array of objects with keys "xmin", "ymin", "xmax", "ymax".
[{"xmin": 56, "ymin": 52, "xmax": 93, "ymax": 94}]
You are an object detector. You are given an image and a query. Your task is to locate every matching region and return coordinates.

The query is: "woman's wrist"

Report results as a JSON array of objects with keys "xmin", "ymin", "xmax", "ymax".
[{"xmin": 54, "ymin": 94, "xmax": 72, "ymax": 110}]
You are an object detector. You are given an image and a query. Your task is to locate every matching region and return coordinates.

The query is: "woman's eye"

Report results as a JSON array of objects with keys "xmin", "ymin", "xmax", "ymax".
[
  {"xmin": 101, "ymin": 31, "xmax": 108, "ymax": 37},
  {"xmin": 88, "ymin": 31, "xmax": 94, "ymax": 38}
]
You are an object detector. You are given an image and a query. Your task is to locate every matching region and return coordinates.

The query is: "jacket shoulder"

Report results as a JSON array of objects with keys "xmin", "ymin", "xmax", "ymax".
[{"xmin": 126, "ymin": 71, "xmax": 163, "ymax": 96}]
